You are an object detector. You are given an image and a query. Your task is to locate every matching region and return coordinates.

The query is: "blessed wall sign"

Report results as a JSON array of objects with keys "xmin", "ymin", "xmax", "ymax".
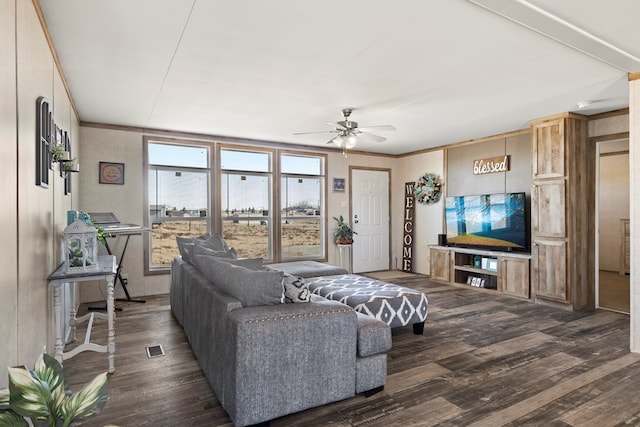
[{"xmin": 473, "ymin": 155, "xmax": 510, "ymax": 175}]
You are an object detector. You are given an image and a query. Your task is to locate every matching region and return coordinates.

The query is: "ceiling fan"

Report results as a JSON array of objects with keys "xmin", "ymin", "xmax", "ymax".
[{"xmin": 294, "ymin": 109, "xmax": 396, "ymax": 153}]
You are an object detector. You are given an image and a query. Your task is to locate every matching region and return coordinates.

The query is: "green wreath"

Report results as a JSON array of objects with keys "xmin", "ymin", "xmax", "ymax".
[{"xmin": 414, "ymin": 173, "xmax": 442, "ymax": 205}]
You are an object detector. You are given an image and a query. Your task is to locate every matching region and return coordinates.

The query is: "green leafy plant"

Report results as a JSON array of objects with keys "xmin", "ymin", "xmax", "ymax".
[
  {"xmin": 0, "ymin": 353, "xmax": 109, "ymax": 427},
  {"xmin": 76, "ymin": 212, "xmax": 111, "ymax": 245},
  {"xmin": 333, "ymin": 215, "xmax": 357, "ymax": 244},
  {"xmin": 50, "ymin": 143, "xmax": 69, "ymax": 162},
  {"xmin": 61, "ymin": 159, "xmax": 79, "ymax": 173}
]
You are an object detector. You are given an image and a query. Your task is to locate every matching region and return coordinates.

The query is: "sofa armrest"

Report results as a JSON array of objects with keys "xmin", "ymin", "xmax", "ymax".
[{"xmin": 224, "ymin": 301, "xmax": 357, "ymax": 426}]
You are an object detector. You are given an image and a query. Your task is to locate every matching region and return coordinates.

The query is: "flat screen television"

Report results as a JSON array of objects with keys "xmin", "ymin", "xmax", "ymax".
[{"xmin": 445, "ymin": 192, "xmax": 527, "ymax": 251}]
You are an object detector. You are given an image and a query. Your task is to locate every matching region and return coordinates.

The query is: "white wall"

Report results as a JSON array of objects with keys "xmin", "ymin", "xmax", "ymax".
[
  {"xmin": 630, "ymin": 78, "xmax": 640, "ymax": 352},
  {"xmin": 78, "ymin": 126, "xmax": 159, "ymax": 302},
  {"xmin": 599, "ymin": 152, "xmax": 630, "ymax": 272},
  {"xmin": 395, "ymin": 151, "xmax": 445, "ymax": 274},
  {"xmin": 324, "ymin": 151, "xmax": 402, "ymax": 268},
  {"xmin": 0, "ymin": 0, "xmax": 79, "ymax": 388},
  {"xmin": 590, "ymin": 112, "xmax": 629, "ymax": 137},
  {"xmin": 0, "ymin": 0, "xmax": 18, "ymax": 386}
]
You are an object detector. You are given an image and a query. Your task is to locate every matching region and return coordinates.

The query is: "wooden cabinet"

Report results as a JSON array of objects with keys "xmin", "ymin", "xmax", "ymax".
[
  {"xmin": 530, "ymin": 113, "xmax": 590, "ymax": 309},
  {"xmin": 499, "ymin": 256, "xmax": 530, "ymax": 299},
  {"xmin": 429, "ymin": 246, "xmax": 530, "ymax": 299},
  {"xmin": 531, "ymin": 178, "xmax": 565, "ymax": 238},
  {"xmin": 429, "ymin": 247, "xmax": 451, "ymax": 282}
]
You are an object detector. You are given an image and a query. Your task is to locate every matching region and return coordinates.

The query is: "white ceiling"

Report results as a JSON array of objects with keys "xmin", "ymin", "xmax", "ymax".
[{"xmin": 39, "ymin": 0, "xmax": 640, "ymax": 155}]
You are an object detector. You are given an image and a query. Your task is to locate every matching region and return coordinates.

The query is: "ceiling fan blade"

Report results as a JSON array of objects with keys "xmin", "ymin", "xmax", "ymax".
[
  {"xmin": 293, "ymin": 130, "xmax": 338, "ymax": 135},
  {"xmin": 358, "ymin": 125, "xmax": 396, "ymax": 131},
  {"xmin": 359, "ymin": 132, "xmax": 387, "ymax": 143},
  {"xmin": 325, "ymin": 121, "xmax": 347, "ymax": 130}
]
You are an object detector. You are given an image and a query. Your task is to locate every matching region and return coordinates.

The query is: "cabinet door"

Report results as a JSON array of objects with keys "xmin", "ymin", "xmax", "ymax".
[
  {"xmin": 531, "ymin": 179, "xmax": 565, "ymax": 237},
  {"xmin": 531, "ymin": 239, "xmax": 567, "ymax": 302},
  {"xmin": 430, "ymin": 248, "xmax": 451, "ymax": 282},
  {"xmin": 498, "ymin": 257, "xmax": 530, "ymax": 299},
  {"xmin": 532, "ymin": 118, "xmax": 564, "ymax": 179}
]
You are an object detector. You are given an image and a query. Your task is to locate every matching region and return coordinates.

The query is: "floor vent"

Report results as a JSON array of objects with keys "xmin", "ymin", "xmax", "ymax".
[{"xmin": 146, "ymin": 344, "xmax": 165, "ymax": 358}]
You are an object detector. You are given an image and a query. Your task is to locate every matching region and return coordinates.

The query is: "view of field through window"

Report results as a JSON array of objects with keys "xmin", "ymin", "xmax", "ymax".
[{"xmin": 148, "ymin": 143, "xmax": 325, "ymax": 267}]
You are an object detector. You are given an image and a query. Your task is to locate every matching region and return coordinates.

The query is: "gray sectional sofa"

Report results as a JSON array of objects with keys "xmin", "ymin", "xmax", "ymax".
[{"xmin": 170, "ymin": 244, "xmax": 391, "ymax": 427}]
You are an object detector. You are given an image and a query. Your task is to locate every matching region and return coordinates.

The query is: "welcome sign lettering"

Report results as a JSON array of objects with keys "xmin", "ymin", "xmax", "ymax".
[{"xmin": 403, "ymin": 182, "xmax": 415, "ymax": 272}]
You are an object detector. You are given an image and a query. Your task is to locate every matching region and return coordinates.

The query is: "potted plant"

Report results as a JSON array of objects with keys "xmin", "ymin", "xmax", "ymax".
[
  {"xmin": 0, "ymin": 352, "xmax": 110, "ymax": 426},
  {"xmin": 61, "ymin": 159, "xmax": 79, "ymax": 173},
  {"xmin": 333, "ymin": 215, "xmax": 357, "ymax": 244},
  {"xmin": 50, "ymin": 143, "xmax": 70, "ymax": 162}
]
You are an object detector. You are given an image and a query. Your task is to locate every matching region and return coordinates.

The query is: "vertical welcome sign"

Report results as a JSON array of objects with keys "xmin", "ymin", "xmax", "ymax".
[{"xmin": 403, "ymin": 182, "xmax": 415, "ymax": 272}]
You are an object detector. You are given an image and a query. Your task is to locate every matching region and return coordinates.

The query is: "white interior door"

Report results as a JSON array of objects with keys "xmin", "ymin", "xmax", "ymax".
[{"xmin": 351, "ymin": 169, "xmax": 390, "ymax": 273}]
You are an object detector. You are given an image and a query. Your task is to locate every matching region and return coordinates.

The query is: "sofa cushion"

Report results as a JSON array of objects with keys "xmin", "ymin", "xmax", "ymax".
[
  {"xmin": 282, "ymin": 273, "xmax": 310, "ymax": 303},
  {"xmin": 176, "ymin": 234, "xmax": 233, "ymax": 264},
  {"xmin": 355, "ymin": 312, "xmax": 392, "ymax": 357},
  {"xmin": 199, "ymin": 233, "xmax": 230, "ymax": 251},
  {"xmin": 193, "ymin": 254, "xmax": 263, "ymax": 273},
  {"xmin": 190, "ymin": 243, "xmax": 248, "ymax": 271},
  {"xmin": 176, "ymin": 235, "xmax": 208, "ymax": 264},
  {"xmin": 198, "ymin": 256, "xmax": 284, "ymax": 307},
  {"xmin": 268, "ymin": 261, "xmax": 348, "ymax": 278}
]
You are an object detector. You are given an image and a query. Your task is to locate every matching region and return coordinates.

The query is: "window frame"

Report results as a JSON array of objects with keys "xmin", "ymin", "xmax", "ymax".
[
  {"xmin": 278, "ymin": 151, "xmax": 327, "ymax": 262},
  {"xmin": 143, "ymin": 137, "xmax": 213, "ymax": 274},
  {"xmin": 143, "ymin": 137, "xmax": 328, "ymax": 274},
  {"xmin": 217, "ymin": 144, "xmax": 275, "ymax": 261}
]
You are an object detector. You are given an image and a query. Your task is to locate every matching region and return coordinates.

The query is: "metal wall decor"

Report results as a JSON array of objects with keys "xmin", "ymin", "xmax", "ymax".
[
  {"xmin": 36, "ymin": 97, "xmax": 51, "ymax": 188},
  {"xmin": 36, "ymin": 96, "xmax": 74, "ymax": 192}
]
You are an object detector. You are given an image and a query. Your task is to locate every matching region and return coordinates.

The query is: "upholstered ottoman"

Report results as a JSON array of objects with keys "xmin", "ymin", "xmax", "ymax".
[
  {"xmin": 267, "ymin": 261, "xmax": 348, "ymax": 278},
  {"xmin": 305, "ymin": 274, "xmax": 428, "ymax": 334}
]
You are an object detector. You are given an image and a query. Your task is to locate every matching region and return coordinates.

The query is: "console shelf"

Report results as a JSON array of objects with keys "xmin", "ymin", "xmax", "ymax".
[{"xmin": 430, "ymin": 245, "xmax": 531, "ymax": 299}]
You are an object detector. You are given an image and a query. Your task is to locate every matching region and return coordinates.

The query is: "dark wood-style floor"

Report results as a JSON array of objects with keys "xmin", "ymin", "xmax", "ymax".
[{"xmin": 64, "ymin": 274, "xmax": 640, "ymax": 426}]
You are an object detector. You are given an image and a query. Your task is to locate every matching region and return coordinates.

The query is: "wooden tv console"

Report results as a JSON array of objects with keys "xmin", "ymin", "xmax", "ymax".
[{"xmin": 429, "ymin": 245, "xmax": 531, "ymax": 300}]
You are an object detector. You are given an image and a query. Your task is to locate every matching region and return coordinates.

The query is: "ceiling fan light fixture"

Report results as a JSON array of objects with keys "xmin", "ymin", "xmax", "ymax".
[
  {"xmin": 332, "ymin": 135, "xmax": 344, "ymax": 147},
  {"xmin": 576, "ymin": 100, "xmax": 593, "ymax": 109},
  {"xmin": 345, "ymin": 134, "xmax": 357, "ymax": 149}
]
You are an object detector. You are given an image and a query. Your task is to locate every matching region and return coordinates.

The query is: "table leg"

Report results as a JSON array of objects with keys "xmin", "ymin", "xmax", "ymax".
[
  {"xmin": 69, "ymin": 283, "xmax": 77, "ymax": 343},
  {"xmin": 53, "ymin": 283, "xmax": 64, "ymax": 365},
  {"xmin": 106, "ymin": 275, "xmax": 115, "ymax": 373}
]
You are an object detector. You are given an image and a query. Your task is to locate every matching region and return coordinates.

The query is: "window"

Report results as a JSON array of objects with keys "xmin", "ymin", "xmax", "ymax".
[
  {"xmin": 220, "ymin": 148, "xmax": 272, "ymax": 260},
  {"xmin": 144, "ymin": 141, "xmax": 327, "ymax": 273},
  {"xmin": 280, "ymin": 154, "xmax": 325, "ymax": 260},
  {"xmin": 146, "ymin": 141, "xmax": 210, "ymax": 271}
]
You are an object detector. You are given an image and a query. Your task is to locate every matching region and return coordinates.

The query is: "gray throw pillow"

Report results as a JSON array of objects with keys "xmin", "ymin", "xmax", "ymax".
[
  {"xmin": 193, "ymin": 240, "xmax": 238, "ymax": 260},
  {"xmin": 199, "ymin": 233, "xmax": 230, "ymax": 251},
  {"xmin": 282, "ymin": 273, "xmax": 310, "ymax": 303},
  {"xmin": 192, "ymin": 245, "xmax": 263, "ymax": 271},
  {"xmin": 176, "ymin": 234, "xmax": 210, "ymax": 264},
  {"xmin": 197, "ymin": 257, "xmax": 284, "ymax": 307}
]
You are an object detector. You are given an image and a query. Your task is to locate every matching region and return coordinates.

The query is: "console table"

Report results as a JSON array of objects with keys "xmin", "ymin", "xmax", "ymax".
[
  {"xmin": 48, "ymin": 255, "xmax": 117, "ymax": 373},
  {"xmin": 429, "ymin": 245, "xmax": 531, "ymax": 300}
]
